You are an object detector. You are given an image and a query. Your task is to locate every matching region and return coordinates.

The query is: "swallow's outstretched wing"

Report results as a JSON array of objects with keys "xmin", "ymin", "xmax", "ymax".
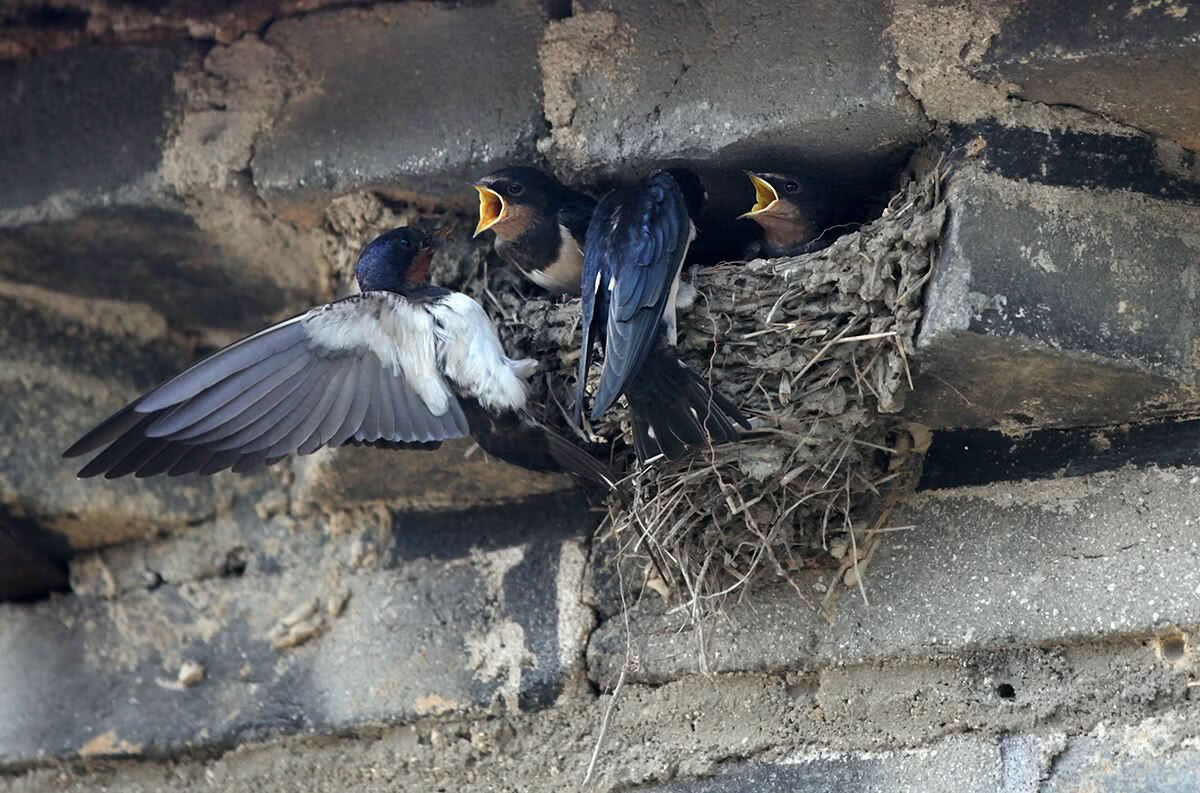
[{"xmin": 64, "ymin": 291, "xmax": 528, "ymax": 478}]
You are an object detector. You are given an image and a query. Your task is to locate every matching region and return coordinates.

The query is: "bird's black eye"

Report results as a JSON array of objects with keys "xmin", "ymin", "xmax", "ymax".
[
  {"xmin": 398, "ymin": 237, "xmax": 412, "ymax": 248},
  {"xmin": 508, "ymin": 182, "xmax": 525, "ymax": 197},
  {"xmin": 784, "ymin": 181, "xmax": 800, "ymax": 194}
]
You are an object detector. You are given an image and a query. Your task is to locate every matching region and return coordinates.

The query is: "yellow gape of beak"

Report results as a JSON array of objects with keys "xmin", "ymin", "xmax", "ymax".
[
  {"xmin": 740, "ymin": 173, "xmax": 779, "ymax": 218},
  {"xmin": 474, "ymin": 185, "xmax": 508, "ymax": 237}
]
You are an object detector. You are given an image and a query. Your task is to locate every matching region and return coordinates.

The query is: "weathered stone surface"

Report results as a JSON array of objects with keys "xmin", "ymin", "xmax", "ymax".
[
  {"xmin": 642, "ymin": 737, "xmax": 1002, "ymax": 792},
  {"xmin": 0, "ymin": 41, "xmax": 323, "ymax": 332},
  {"xmin": 1, "ymin": 373, "xmax": 230, "ymax": 552},
  {"xmin": 1043, "ymin": 713, "xmax": 1200, "ymax": 793},
  {"xmin": 0, "ymin": 287, "xmax": 252, "ymax": 550},
  {"xmin": 908, "ymin": 130, "xmax": 1200, "ymax": 430},
  {"xmin": 975, "ymin": 0, "xmax": 1200, "ymax": 151},
  {"xmin": 292, "ymin": 440, "xmax": 578, "ymax": 512},
  {"xmin": 0, "ymin": 494, "xmax": 594, "ymax": 764},
  {"xmin": 0, "ymin": 43, "xmax": 193, "ymax": 218},
  {"xmin": 253, "ymin": 1, "xmax": 548, "ymax": 224},
  {"xmin": 589, "ymin": 464, "xmax": 1200, "ymax": 684},
  {"xmin": 543, "ymin": 0, "xmax": 928, "ymax": 179}
]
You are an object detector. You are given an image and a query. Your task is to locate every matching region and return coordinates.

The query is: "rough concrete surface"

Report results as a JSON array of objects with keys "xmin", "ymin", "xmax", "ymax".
[
  {"xmin": 3, "ymin": 0, "xmax": 1200, "ymax": 790},
  {"xmin": 291, "ymin": 440, "xmax": 575, "ymax": 512},
  {"xmin": 0, "ymin": 43, "xmax": 194, "ymax": 219},
  {"xmin": 542, "ymin": 0, "xmax": 929, "ymax": 181},
  {"xmin": 253, "ymin": 1, "xmax": 549, "ymax": 223},
  {"xmin": 0, "ymin": 493, "xmax": 597, "ymax": 765},
  {"xmin": 976, "ymin": 0, "xmax": 1200, "ymax": 151},
  {"xmin": 590, "ymin": 464, "xmax": 1200, "ymax": 682},
  {"xmin": 909, "ymin": 160, "xmax": 1200, "ymax": 430}
]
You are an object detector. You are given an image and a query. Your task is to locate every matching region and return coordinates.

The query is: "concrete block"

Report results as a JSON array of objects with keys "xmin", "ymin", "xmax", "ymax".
[
  {"xmin": 0, "ymin": 378, "xmax": 231, "ymax": 552},
  {"xmin": 641, "ymin": 737, "xmax": 1002, "ymax": 792},
  {"xmin": 292, "ymin": 440, "xmax": 577, "ymax": 512},
  {"xmin": 0, "ymin": 494, "xmax": 595, "ymax": 763},
  {"xmin": 589, "ymin": 464, "xmax": 1200, "ymax": 684},
  {"xmin": 543, "ymin": 0, "xmax": 928, "ymax": 178},
  {"xmin": 1043, "ymin": 713, "xmax": 1200, "ymax": 793},
  {"xmin": 974, "ymin": 0, "xmax": 1200, "ymax": 151},
  {"xmin": 253, "ymin": 1, "xmax": 548, "ymax": 224},
  {"xmin": 908, "ymin": 127, "xmax": 1200, "ymax": 431},
  {"xmin": 0, "ymin": 43, "xmax": 193, "ymax": 216},
  {"xmin": 0, "ymin": 42, "xmax": 322, "ymax": 331},
  {"xmin": 0, "ymin": 207, "xmax": 317, "ymax": 331},
  {"xmin": 0, "ymin": 287, "xmax": 244, "ymax": 550}
]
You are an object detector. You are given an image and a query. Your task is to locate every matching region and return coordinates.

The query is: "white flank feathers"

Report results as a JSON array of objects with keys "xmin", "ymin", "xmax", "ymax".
[{"xmin": 429, "ymin": 292, "xmax": 530, "ymax": 413}]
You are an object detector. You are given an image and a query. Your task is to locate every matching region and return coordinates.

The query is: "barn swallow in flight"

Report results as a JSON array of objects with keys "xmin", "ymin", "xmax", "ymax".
[
  {"xmin": 741, "ymin": 171, "xmax": 835, "ymax": 258},
  {"xmin": 576, "ymin": 169, "xmax": 750, "ymax": 462},
  {"xmin": 473, "ymin": 166, "xmax": 596, "ymax": 294},
  {"xmin": 65, "ymin": 228, "xmax": 612, "ymax": 488}
]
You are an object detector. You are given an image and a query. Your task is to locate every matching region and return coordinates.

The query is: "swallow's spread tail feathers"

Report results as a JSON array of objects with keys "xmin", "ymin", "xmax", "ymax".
[{"xmin": 622, "ymin": 347, "xmax": 749, "ymax": 462}]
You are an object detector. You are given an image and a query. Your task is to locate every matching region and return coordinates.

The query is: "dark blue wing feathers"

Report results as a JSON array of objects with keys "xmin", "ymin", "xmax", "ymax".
[{"xmin": 586, "ymin": 172, "xmax": 691, "ymax": 419}]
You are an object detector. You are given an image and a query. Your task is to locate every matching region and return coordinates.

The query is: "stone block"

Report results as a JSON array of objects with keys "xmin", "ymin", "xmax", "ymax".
[
  {"xmin": 253, "ymin": 1, "xmax": 548, "ymax": 224},
  {"xmin": 589, "ymin": 464, "xmax": 1200, "ymax": 684},
  {"xmin": 1042, "ymin": 713, "xmax": 1200, "ymax": 793},
  {"xmin": 0, "ymin": 494, "xmax": 595, "ymax": 764},
  {"xmin": 0, "ymin": 286, "xmax": 251, "ymax": 550},
  {"xmin": 0, "ymin": 207, "xmax": 314, "ymax": 332},
  {"xmin": 974, "ymin": 0, "xmax": 1200, "ymax": 151},
  {"xmin": 0, "ymin": 42, "xmax": 323, "ymax": 332},
  {"xmin": 543, "ymin": 0, "xmax": 928, "ymax": 179},
  {"xmin": 292, "ymin": 440, "xmax": 578, "ymax": 513},
  {"xmin": 0, "ymin": 43, "xmax": 192, "ymax": 217},
  {"xmin": 908, "ymin": 126, "xmax": 1200, "ymax": 431},
  {"xmin": 640, "ymin": 737, "xmax": 1002, "ymax": 792}
]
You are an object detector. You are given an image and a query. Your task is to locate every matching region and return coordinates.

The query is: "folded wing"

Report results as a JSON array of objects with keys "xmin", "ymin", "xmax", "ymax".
[
  {"xmin": 64, "ymin": 292, "xmax": 476, "ymax": 478},
  {"xmin": 584, "ymin": 172, "xmax": 692, "ymax": 419}
]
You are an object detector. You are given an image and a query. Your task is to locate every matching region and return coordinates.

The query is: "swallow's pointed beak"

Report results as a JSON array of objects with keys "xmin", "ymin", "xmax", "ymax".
[
  {"xmin": 474, "ymin": 185, "xmax": 507, "ymax": 237},
  {"xmin": 739, "ymin": 172, "xmax": 779, "ymax": 219}
]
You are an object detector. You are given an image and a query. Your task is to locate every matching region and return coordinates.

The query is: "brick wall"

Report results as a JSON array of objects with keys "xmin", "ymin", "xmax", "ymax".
[{"xmin": 2, "ymin": 1, "xmax": 1200, "ymax": 791}]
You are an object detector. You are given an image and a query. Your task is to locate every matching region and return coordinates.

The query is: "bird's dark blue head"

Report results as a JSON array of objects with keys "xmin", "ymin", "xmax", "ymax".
[
  {"xmin": 354, "ymin": 227, "xmax": 435, "ymax": 293},
  {"xmin": 662, "ymin": 167, "xmax": 707, "ymax": 221}
]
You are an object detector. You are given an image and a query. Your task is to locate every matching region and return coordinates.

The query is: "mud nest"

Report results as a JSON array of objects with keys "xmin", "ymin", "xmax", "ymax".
[{"xmin": 457, "ymin": 168, "xmax": 946, "ymax": 612}]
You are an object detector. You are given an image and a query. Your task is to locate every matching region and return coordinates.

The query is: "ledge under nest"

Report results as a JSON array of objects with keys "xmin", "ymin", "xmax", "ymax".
[{"xmin": 476, "ymin": 168, "xmax": 947, "ymax": 613}]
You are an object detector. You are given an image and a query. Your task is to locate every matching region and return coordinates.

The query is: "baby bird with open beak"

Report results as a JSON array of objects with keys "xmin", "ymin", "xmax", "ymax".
[
  {"xmin": 741, "ymin": 171, "xmax": 835, "ymax": 258},
  {"xmin": 473, "ymin": 166, "xmax": 596, "ymax": 294}
]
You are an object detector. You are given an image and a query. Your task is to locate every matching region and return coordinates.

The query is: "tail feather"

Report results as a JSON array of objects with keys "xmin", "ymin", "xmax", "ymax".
[{"xmin": 624, "ymin": 349, "xmax": 748, "ymax": 462}]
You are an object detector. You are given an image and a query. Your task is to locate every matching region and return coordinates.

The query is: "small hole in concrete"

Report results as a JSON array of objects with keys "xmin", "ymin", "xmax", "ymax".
[
  {"xmin": 996, "ymin": 683, "xmax": 1016, "ymax": 700},
  {"xmin": 1159, "ymin": 635, "xmax": 1187, "ymax": 664},
  {"xmin": 222, "ymin": 548, "xmax": 248, "ymax": 578}
]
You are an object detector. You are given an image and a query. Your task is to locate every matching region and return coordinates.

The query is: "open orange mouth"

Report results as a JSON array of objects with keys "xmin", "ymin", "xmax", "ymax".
[
  {"xmin": 739, "ymin": 172, "xmax": 779, "ymax": 218},
  {"xmin": 473, "ymin": 185, "xmax": 508, "ymax": 236}
]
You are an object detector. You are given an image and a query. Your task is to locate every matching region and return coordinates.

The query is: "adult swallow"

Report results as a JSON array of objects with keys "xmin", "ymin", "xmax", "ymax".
[
  {"xmin": 473, "ymin": 166, "xmax": 596, "ymax": 294},
  {"xmin": 740, "ymin": 171, "xmax": 835, "ymax": 258},
  {"xmin": 576, "ymin": 168, "xmax": 750, "ymax": 462},
  {"xmin": 65, "ymin": 227, "xmax": 612, "ymax": 488}
]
